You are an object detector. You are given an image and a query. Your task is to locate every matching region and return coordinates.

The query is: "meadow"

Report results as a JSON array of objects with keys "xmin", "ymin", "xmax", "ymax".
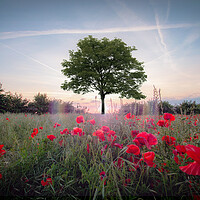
[{"xmin": 0, "ymin": 112, "xmax": 199, "ymax": 199}]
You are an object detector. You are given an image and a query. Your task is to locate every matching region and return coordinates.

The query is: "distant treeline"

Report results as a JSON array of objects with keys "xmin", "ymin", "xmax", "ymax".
[
  {"xmin": 119, "ymin": 100, "xmax": 200, "ymax": 116},
  {"xmin": 1, "ymin": 83, "xmax": 200, "ymax": 115},
  {"xmin": 0, "ymin": 84, "xmax": 86, "ymax": 114}
]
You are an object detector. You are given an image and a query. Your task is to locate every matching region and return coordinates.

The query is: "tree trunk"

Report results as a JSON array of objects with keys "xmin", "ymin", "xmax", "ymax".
[{"xmin": 101, "ymin": 94, "xmax": 105, "ymax": 114}]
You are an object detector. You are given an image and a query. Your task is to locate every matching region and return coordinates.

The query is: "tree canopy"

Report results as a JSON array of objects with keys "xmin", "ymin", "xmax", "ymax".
[{"xmin": 61, "ymin": 35, "xmax": 147, "ymax": 114}]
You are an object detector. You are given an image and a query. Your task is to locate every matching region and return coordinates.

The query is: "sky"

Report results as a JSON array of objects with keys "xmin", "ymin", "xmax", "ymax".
[{"xmin": 0, "ymin": 0, "xmax": 200, "ymax": 113}]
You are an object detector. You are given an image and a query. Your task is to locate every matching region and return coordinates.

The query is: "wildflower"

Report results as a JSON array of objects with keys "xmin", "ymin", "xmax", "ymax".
[
  {"xmin": 6, "ymin": 118, "xmax": 9, "ymax": 121},
  {"xmin": 99, "ymin": 171, "xmax": 106, "ymax": 185},
  {"xmin": 133, "ymin": 132, "xmax": 158, "ymax": 149},
  {"xmin": 72, "ymin": 127, "xmax": 85, "ymax": 136},
  {"xmin": 0, "ymin": 173, "xmax": 2, "ymax": 179},
  {"xmin": 173, "ymin": 145, "xmax": 187, "ymax": 164},
  {"xmin": 131, "ymin": 130, "xmax": 139, "ymax": 138},
  {"xmin": 76, "ymin": 115, "xmax": 85, "ymax": 124},
  {"xmin": 60, "ymin": 128, "xmax": 70, "ymax": 135},
  {"xmin": 59, "ymin": 139, "xmax": 63, "ymax": 146},
  {"xmin": 157, "ymin": 120, "xmax": 169, "ymax": 127},
  {"xmin": 126, "ymin": 144, "xmax": 140, "ymax": 155},
  {"xmin": 125, "ymin": 113, "xmax": 135, "ymax": 119},
  {"xmin": 41, "ymin": 178, "xmax": 52, "ymax": 186},
  {"xmin": 0, "ymin": 145, "xmax": 6, "ymax": 157},
  {"xmin": 164, "ymin": 113, "xmax": 175, "ymax": 121},
  {"xmin": 141, "ymin": 151, "xmax": 156, "ymax": 167},
  {"xmin": 33, "ymin": 128, "xmax": 38, "ymax": 134},
  {"xmin": 39, "ymin": 127, "xmax": 43, "ymax": 130},
  {"xmin": 101, "ymin": 126, "xmax": 110, "ymax": 133},
  {"xmin": 93, "ymin": 129, "xmax": 105, "ymax": 141},
  {"xmin": 89, "ymin": 119, "xmax": 95, "ymax": 125},
  {"xmin": 53, "ymin": 123, "xmax": 61, "ymax": 128},
  {"xmin": 109, "ymin": 130, "xmax": 116, "ymax": 136},
  {"xmin": 47, "ymin": 135, "xmax": 56, "ymax": 141},
  {"xmin": 87, "ymin": 144, "xmax": 90, "ymax": 154},
  {"xmin": 162, "ymin": 135, "xmax": 176, "ymax": 146},
  {"xmin": 113, "ymin": 143, "xmax": 123, "ymax": 149},
  {"xmin": 179, "ymin": 144, "xmax": 200, "ymax": 175}
]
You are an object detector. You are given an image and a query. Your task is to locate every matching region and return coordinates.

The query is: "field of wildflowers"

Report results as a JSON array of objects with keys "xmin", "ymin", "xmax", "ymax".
[{"xmin": 0, "ymin": 112, "xmax": 200, "ymax": 199}]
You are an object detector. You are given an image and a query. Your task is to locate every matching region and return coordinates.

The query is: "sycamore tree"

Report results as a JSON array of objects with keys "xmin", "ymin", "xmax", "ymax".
[{"xmin": 61, "ymin": 35, "xmax": 147, "ymax": 114}]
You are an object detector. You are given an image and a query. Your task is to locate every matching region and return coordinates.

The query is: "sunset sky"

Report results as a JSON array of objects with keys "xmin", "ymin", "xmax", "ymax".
[{"xmin": 0, "ymin": 0, "xmax": 200, "ymax": 113}]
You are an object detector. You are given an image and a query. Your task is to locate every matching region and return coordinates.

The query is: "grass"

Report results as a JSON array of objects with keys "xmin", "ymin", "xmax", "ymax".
[{"xmin": 0, "ymin": 112, "xmax": 199, "ymax": 199}]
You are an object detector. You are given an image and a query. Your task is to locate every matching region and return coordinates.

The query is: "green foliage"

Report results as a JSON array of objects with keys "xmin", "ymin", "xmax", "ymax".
[
  {"xmin": 0, "ymin": 83, "xmax": 29, "ymax": 113},
  {"xmin": 175, "ymin": 101, "xmax": 200, "ymax": 115},
  {"xmin": 0, "ymin": 113, "xmax": 200, "ymax": 198},
  {"xmin": 61, "ymin": 35, "xmax": 147, "ymax": 114},
  {"xmin": 0, "ymin": 83, "xmax": 79, "ymax": 114},
  {"xmin": 120, "ymin": 100, "xmax": 200, "ymax": 116},
  {"xmin": 158, "ymin": 101, "xmax": 175, "ymax": 115},
  {"xmin": 31, "ymin": 93, "xmax": 49, "ymax": 114}
]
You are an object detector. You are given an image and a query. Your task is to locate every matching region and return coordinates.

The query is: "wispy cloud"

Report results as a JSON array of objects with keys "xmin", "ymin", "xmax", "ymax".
[
  {"xmin": 0, "ymin": 42, "xmax": 60, "ymax": 73},
  {"xmin": 0, "ymin": 23, "xmax": 199, "ymax": 40},
  {"xmin": 165, "ymin": 0, "xmax": 170, "ymax": 22},
  {"xmin": 155, "ymin": 14, "xmax": 168, "ymax": 52}
]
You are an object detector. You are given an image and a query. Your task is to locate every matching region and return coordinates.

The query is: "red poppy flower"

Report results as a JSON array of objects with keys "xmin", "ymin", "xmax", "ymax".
[
  {"xmin": 6, "ymin": 118, "xmax": 9, "ymax": 121},
  {"xmin": 126, "ymin": 144, "xmax": 140, "ymax": 155},
  {"xmin": 39, "ymin": 127, "xmax": 43, "ymax": 130},
  {"xmin": 76, "ymin": 115, "xmax": 85, "ymax": 124},
  {"xmin": 163, "ymin": 113, "xmax": 175, "ymax": 121},
  {"xmin": 87, "ymin": 144, "xmax": 90, "ymax": 153},
  {"xmin": 101, "ymin": 126, "xmax": 110, "ymax": 133},
  {"xmin": 125, "ymin": 113, "xmax": 135, "ymax": 119},
  {"xmin": 59, "ymin": 139, "xmax": 63, "ymax": 146},
  {"xmin": 72, "ymin": 127, "xmax": 85, "ymax": 136},
  {"xmin": 113, "ymin": 143, "xmax": 123, "ymax": 149},
  {"xmin": 0, "ymin": 145, "xmax": 6, "ymax": 157},
  {"xmin": 157, "ymin": 120, "xmax": 169, "ymax": 127},
  {"xmin": 162, "ymin": 135, "xmax": 176, "ymax": 146},
  {"xmin": 33, "ymin": 128, "xmax": 38, "ymax": 134},
  {"xmin": 131, "ymin": 130, "xmax": 139, "ymax": 138},
  {"xmin": 141, "ymin": 151, "xmax": 156, "ymax": 167},
  {"xmin": 109, "ymin": 130, "xmax": 116, "ymax": 136},
  {"xmin": 47, "ymin": 135, "xmax": 56, "ymax": 141},
  {"xmin": 93, "ymin": 129, "xmax": 105, "ymax": 141},
  {"xmin": 179, "ymin": 144, "xmax": 200, "ymax": 175},
  {"xmin": 99, "ymin": 171, "xmax": 106, "ymax": 185},
  {"xmin": 133, "ymin": 132, "xmax": 158, "ymax": 149},
  {"xmin": 53, "ymin": 123, "xmax": 61, "ymax": 128},
  {"xmin": 176, "ymin": 145, "xmax": 187, "ymax": 154},
  {"xmin": 60, "ymin": 128, "xmax": 70, "ymax": 135},
  {"xmin": 41, "ymin": 178, "xmax": 52, "ymax": 186},
  {"xmin": 0, "ymin": 173, "xmax": 2, "ymax": 179},
  {"xmin": 89, "ymin": 119, "xmax": 95, "ymax": 125}
]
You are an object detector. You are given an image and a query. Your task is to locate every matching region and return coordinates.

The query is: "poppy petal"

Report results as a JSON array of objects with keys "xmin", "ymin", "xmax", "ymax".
[{"xmin": 179, "ymin": 161, "xmax": 200, "ymax": 176}]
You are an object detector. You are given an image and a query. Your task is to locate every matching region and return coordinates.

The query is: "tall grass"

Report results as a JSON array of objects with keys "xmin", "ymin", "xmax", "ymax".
[{"xmin": 0, "ymin": 112, "xmax": 199, "ymax": 199}]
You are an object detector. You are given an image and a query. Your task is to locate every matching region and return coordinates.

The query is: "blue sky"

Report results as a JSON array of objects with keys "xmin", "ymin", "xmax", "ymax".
[{"xmin": 0, "ymin": 0, "xmax": 200, "ymax": 112}]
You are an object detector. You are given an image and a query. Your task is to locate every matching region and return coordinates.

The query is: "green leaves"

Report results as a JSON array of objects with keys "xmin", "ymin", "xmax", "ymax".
[{"xmin": 61, "ymin": 35, "xmax": 147, "ymax": 113}]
